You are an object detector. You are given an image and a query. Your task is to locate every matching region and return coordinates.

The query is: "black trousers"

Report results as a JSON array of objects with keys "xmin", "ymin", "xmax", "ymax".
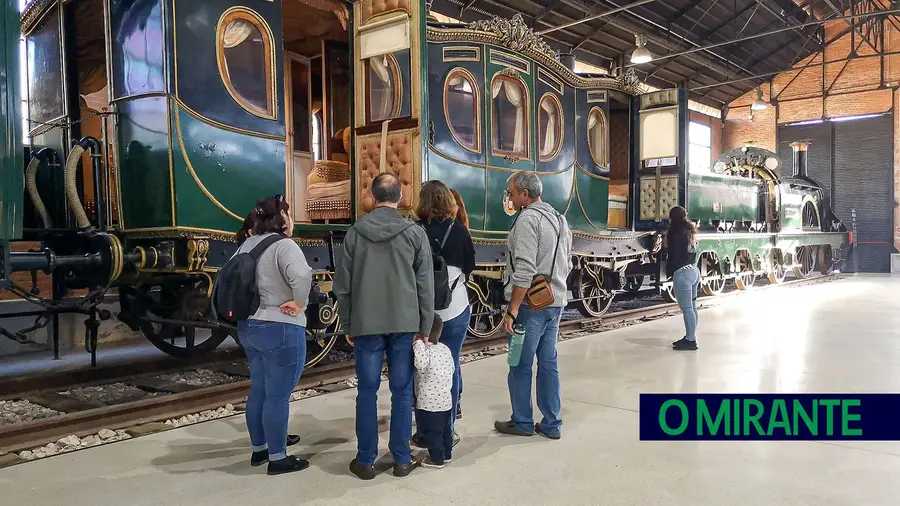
[{"xmin": 416, "ymin": 408, "xmax": 452, "ymax": 464}]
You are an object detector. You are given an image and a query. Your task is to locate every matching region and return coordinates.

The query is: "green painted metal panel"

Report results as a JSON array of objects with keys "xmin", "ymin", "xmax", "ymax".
[
  {"xmin": 779, "ymin": 187, "xmax": 805, "ymax": 231},
  {"xmin": 116, "ymin": 97, "xmax": 173, "ymax": 229},
  {"xmin": 426, "ymin": 150, "xmax": 487, "ymax": 230},
  {"xmin": 171, "ymin": 103, "xmax": 285, "ymax": 232},
  {"xmin": 0, "ymin": 0, "xmax": 23, "ymax": 240},
  {"xmin": 573, "ymin": 168, "xmax": 608, "ymax": 230},
  {"xmin": 688, "ymin": 172, "xmax": 760, "ymax": 223}
]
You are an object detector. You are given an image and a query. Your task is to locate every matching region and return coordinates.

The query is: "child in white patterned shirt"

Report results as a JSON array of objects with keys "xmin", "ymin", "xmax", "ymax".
[{"xmin": 413, "ymin": 329, "xmax": 455, "ymax": 468}]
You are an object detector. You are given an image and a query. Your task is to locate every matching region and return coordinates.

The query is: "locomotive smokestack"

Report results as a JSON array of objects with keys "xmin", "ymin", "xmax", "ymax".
[
  {"xmin": 790, "ymin": 141, "xmax": 809, "ymax": 178},
  {"xmin": 558, "ymin": 52, "xmax": 575, "ymax": 71}
]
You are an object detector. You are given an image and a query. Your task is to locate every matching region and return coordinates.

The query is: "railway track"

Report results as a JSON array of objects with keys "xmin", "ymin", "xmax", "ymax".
[{"xmin": 0, "ymin": 273, "xmax": 839, "ymax": 465}]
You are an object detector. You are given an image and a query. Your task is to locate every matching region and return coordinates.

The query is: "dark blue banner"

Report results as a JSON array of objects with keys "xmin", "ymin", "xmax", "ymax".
[{"xmin": 639, "ymin": 394, "xmax": 900, "ymax": 440}]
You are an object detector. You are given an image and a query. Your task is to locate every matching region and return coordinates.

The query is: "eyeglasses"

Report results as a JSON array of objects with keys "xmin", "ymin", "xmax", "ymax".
[{"xmin": 273, "ymin": 193, "xmax": 285, "ymax": 203}]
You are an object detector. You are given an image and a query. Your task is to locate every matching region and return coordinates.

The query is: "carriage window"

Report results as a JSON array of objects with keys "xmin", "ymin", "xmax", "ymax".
[
  {"xmin": 367, "ymin": 54, "xmax": 401, "ymax": 122},
  {"xmin": 444, "ymin": 69, "xmax": 479, "ymax": 151},
  {"xmin": 587, "ymin": 107, "xmax": 609, "ymax": 167},
  {"xmin": 538, "ymin": 94, "xmax": 562, "ymax": 161},
  {"xmin": 217, "ymin": 9, "xmax": 275, "ymax": 118},
  {"xmin": 491, "ymin": 75, "xmax": 528, "ymax": 157}
]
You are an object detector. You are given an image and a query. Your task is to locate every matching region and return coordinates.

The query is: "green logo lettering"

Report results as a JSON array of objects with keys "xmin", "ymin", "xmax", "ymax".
[
  {"xmin": 767, "ymin": 399, "xmax": 791, "ymax": 436},
  {"xmin": 841, "ymin": 399, "xmax": 862, "ymax": 436},
  {"xmin": 820, "ymin": 399, "xmax": 840, "ymax": 436},
  {"xmin": 659, "ymin": 399, "xmax": 689, "ymax": 436},
  {"xmin": 793, "ymin": 399, "xmax": 817, "ymax": 436},
  {"xmin": 698, "ymin": 399, "xmax": 729, "ymax": 436}
]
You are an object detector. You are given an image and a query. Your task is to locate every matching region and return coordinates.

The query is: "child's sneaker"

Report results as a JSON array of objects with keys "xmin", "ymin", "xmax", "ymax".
[{"xmin": 421, "ymin": 457, "xmax": 445, "ymax": 469}]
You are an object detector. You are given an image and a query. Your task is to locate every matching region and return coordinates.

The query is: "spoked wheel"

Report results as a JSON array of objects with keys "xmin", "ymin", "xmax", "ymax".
[
  {"xmin": 802, "ymin": 200, "xmax": 820, "ymax": 230},
  {"xmin": 304, "ymin": 299, "xmax": 342, "ymax": 368},
  {"xmin": 624, "ymin": 275, "xmax": 644, "ymax": 293},
  {"xmin": 733, "ymin": 251, "xmax": 757, "ymax": 290},
  {"xmin": 466, "ymin": 276, "xmax": 503, "ymax": 339},
  {"xmin": 792, "ymin": 245, "xmax": 818, "ymax": 278},
  {"xmin": 661, "ymin": 283, "xmax": 677, "ymax": 303},
  {"xmin": 767, "ymin": 250, "xmax": 787, "ymax": 284},
  {"xmin": 818, "ymin": 245, "xmax": 835, "ymax": 275},
  {"xmin": 574, "ymin": 265, "xmax": 615, "ymax": 318},
  {"xmin": 699, "ymin": 252, "xmax": 725, "ymax": 296},
  {"xmin": 120, "ymin": 277, "xmax": 230, "ymax": 358}
]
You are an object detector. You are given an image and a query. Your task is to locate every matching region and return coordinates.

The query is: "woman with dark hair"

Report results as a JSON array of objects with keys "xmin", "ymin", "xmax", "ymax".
[
  {"xmin": 665, "ymin": 205, "xmax": 701, "ymax": 351},
  {"xmin": 232, "ymin": 194, "xmax": 313, "ymax": 474},
  {"xmin": 411, "ymin": 180, "xmax": 475, "ymax": 452},
  {"xmin": 449, "ymin": 188, "xmax": 469, "ymax": 229}
]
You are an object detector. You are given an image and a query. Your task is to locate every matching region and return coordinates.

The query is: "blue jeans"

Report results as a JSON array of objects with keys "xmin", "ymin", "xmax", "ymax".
[
  {"xmin": 353, "ymin": 332, "xmax": 415, "ymax": 466},
  {"xmin": 672, "ymin": 265, "xmax": 701, "ymax": 341},
  {"xmin": 239, "ymin": 319, "xmax": 306, "ymax": 461},
  {"xmin": 508, "ymin": 306, "xmax": 563, "ymax": 436},
  {"xmin": 414, "ymin": 306, "xmax": 470, "ymax": 435}
]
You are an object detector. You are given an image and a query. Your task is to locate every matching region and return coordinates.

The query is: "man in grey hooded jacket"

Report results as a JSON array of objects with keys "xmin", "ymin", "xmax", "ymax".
[{"xmin": 334, "ymin": 173, "xmax": 434, "ymax": 480}]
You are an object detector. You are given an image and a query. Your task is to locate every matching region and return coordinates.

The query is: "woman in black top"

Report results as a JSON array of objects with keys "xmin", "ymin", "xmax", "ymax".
[
  {"xmin": 411, "ymin": 180, "xmax": 476, "ymax": 450},
  {"xmin": 665, "ymin": 206, "xmax": 700, "ymax": 351}
]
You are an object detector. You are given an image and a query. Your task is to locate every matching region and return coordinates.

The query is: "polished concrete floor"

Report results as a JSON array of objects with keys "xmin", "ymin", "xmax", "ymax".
[{"xmin": 2, "ymin": 274, "xmax": 900, "ymax": 505}]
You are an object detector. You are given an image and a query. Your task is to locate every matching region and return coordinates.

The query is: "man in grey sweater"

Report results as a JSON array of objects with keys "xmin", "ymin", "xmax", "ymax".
[
  {"xmin": 495, "ymin": 170, "xmax": 572, "ymax": 440},
  {"xmin": 334, "ymin": 173, "xmax": 434, "ymax": 480}
]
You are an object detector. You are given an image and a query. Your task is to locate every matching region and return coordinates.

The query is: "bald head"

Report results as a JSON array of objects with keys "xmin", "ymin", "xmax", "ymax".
[{"xmin": 372, "ymin": 173, "xmax": 402, "ymax": 205}]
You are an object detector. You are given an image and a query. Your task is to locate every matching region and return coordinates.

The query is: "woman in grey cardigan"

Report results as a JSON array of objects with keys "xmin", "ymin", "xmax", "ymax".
[{"xmin": 233, "ymin": 195, "xmax": 313, "ymax": 475}]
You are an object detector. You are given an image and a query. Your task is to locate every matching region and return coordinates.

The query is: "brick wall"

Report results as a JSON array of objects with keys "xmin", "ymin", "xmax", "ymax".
[{"xmin": 723, "ymin": 21, "xmax": 900, "ymax": 251}]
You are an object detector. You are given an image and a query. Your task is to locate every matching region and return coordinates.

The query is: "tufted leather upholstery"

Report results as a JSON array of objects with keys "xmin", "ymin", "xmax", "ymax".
[
  {"xmin": 640, "ymin": 89, "xmax": 679, "ymax": 109},
  {"xmin": 357, "ymin": 131, "xmax": 415, "ymax": 210},
  {"xmin": 639, "ymin": 174, "xmax": 678, "ymax": 221},
  {"xmin": 360, "ymin": 0, "xmax": 411, "ymax": 24}
]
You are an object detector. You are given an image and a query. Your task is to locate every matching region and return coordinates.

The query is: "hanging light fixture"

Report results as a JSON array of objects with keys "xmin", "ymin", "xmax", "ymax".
[
  {"xmin": 631, "ymin": 34, "xmax": 652, "ymax": 64},
  {"xmin": 751, "ymin": 87, "xmax": 768, "ymax": 111}
]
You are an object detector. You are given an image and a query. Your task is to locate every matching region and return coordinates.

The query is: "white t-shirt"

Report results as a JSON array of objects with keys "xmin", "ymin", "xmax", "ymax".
[
  {"xmin": 413, "ymin": 340, "xmax": 455, "ymax": 412},
  {"xmin": 436, "ymin": 265, "xmax": 469, "ymax": 322}
]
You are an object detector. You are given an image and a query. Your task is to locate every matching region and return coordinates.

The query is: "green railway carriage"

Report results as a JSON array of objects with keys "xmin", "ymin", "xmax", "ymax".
[{"xmin": 0, "ymin": 0, "xmax": 847, "ymax": 367}]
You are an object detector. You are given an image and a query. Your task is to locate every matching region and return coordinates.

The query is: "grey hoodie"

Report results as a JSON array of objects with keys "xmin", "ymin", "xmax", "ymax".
[
  {"xmin": 503, "ymin": 201, "xmax": 573, "ymax": 307},
  {"xmin": 334, "ymin": 207, "xmax": 435, "ymax": 337}
]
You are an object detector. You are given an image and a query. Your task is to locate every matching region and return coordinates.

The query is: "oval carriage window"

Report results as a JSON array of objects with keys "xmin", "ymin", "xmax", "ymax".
[
  {"xmin": 444, "ymin": 69, "xmax": 478, "ymax": 151},
  {"xmin": 368, "ymin": 55, "xmax": 401, "ymax": 122},
  {"xmin": 538, "ymin": 94, "xmax": 562, "ymax": 161},
  {"xmin": 491, "ymin": 76, "xmax": 528, "ymax": 157},
  {"xmin": 587, "ymin": 107, "xmax": 609, "ymax": 167},
  {"xmin": 217, "ymin": 10, "xmax": 275, "ymax": 118}
]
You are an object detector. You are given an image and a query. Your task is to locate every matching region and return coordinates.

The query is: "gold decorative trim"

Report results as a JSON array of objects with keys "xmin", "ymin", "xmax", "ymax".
[
  {"xmin": 538, "ymin": 68, "xmax": 564, "ymax": 95},
  {"xmin": 109, "ymin": 92, "xmax": 168, "ymax": 104},
  {"xmin": 173, "ymin": 102, "xmax": 244, "ymax": 222},
  {"xmin": 172, "ymin": 96, "xmax": 285, "ymax": 141},
  {"xmin": 537, "ymin": 92, "xmax": 563, "ymax": 163},
  {"xmin": 135, "ymin": 246, "xmax": 147, "ymax": 270},
  {"xmin": 488, "ymin": 72, "xmax": 530, "ymax": 161},
  {"xmin": 496, "ymin": 67, "xmax": 520, "ymax": 79},
  {"xmin": 586, "ymin": 106, "xmax": 609, "ymax": 169},
  {"xmin": 468, "ymin": 14, "xmax": 556, "ymax": 63},
  {"xmin": 187, "ymin": 238, "xmax": 210, "ymax": 271},
  {"xmin": 361, "ymin": 7, "xmax": 411, "ymax": 26},
  {"xmin": 20, "ymin": 0, "xmax": 56, "ymax": 36},
  {"xmin": 366, "ymin": 53, "xmax": 403, "ymax": 122},
  {"xmin": 215, "ymin": 6, "xmax": 278, "ymax": 120},
  {"xmin": 442, "ymin": 67, "xmax": 480, "ymax": 154},
  {"xmin": 587, "ymin": 89, "xmax": 608, "ymax": 103},
  {"xmin": 489, "ymin": 50, "xmax": 530, "ymax": 75},
  {"xmin": 442, "ymin": 45, "xmax": 481, "ymax": 62},
  {"xmin": 429, "ymin": 142, "xmax": 572, "ymax": 175},
  {"xmin": 574, "ymin": 162, "xmax": 609, "ymax": 181},
  {"xmin": 167, "ymin": 97, "xmax": 176, "ymax": 227}
]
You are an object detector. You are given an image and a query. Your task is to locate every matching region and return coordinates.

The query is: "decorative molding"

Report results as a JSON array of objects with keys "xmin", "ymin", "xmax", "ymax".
[
  {"xmin": 468, "ymin": 14, "xmax": 557, "ymax": 62},
  {"xmin": 20, "ymin": 0, "xmax": 54, "ymax": 35},
  {"xmin": 617, "ymin": 68, "xmax": 645, "ymax": 95},
  {"xmin": 497, "ymin": 67, "xmax": 520, "ymax": 79}
]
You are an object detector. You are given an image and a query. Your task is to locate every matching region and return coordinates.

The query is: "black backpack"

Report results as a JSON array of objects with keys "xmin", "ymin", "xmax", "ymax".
[
  {"xmin": 424, "ymin": 221, "xmax": 461, "ymax": 311},
  {"xmin": 213, "ymin": 235, "xmax": 287, "ymax": 323}
]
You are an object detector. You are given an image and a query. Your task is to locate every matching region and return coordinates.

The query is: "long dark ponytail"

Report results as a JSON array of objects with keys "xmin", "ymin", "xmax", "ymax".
[{"xmin": 666, "ymin": 205, "xmax": 696, "ymax": 248}]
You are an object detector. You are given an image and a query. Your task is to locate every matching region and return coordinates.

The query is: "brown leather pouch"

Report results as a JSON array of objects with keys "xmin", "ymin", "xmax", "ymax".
[{"xmin": 525, "ymin": 275, "xmax": 555, "ymax": 310}]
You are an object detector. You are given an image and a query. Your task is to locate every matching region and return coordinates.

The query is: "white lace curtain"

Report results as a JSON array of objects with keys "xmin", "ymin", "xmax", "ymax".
[
  {"xmin": 448, "ymin": 75, "xmax": 475, "ymax": 145},
  {"xmin": 369, "ymin": 57, "xmax": 394, "ymax": 121},
  {"xmin": 540, "ymin": 98, "xmax": 559, "ymax": 158},
  {"xmin": 588, "ymin": 109, "xmax": 608, "ymax": 167},
  {"xmin": 491, "ymin": 78, "xmax": 525, "ymax": 154},
  {"xmin": 222, "ymin": 19, "xmax": 256, "ymax": 48}
]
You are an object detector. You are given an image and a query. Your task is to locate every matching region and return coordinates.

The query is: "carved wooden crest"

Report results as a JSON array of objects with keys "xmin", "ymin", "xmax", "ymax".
[{"xmin": 468, "ymin": 14, "xmax": 559, "ymax": 62}]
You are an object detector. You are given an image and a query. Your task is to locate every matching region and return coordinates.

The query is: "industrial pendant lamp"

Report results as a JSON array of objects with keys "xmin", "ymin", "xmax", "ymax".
[
  {"xmin": 631, "ymin": 34, "xmax": 652, "ymax": 64},
  {"xmin": 751, "ymin": 87, "xmax": 768, "ymax": 111}
]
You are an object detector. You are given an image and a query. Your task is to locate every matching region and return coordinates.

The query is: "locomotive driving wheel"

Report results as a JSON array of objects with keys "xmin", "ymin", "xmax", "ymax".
[
  {"xmin": 734, "ymin": 251, "xmax": 756, "ymax": 290},
  {"xmin": 818, "ymin": 245, "xmax": 835, "ymax": 275},
  {"xmin": 700, "ymin": 252, "xmax": 726, "ymax": 296},
  {"xmin": 574, "ymin": 264, "xmax": 615, "ymax": 318},
  {"xmin": 792, "ymin": 245, "xmax": 818, "ymax": 278},
  {"xmin": 466, "ymin": 275, "xmax": 503, "ymax": 339},
  {"xmin": 120, "ymin": 277, "xmax": 231, "ymax": 358},
  {"xmin": 767, "ymin": 250, "xmax": 787, "ymax": 284}
]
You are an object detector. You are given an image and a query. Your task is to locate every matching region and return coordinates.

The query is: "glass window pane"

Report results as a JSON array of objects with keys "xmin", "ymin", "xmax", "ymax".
[
  {"xmin": 368, "ymin": 55, "xmax": 400, "ymax": 122},
  {"xmin": 588, "ymin": 108, "xmax": 608, "ymax": 167},
  {"xmin": 689, "ymin": 121, "xmax": 711, "ymax": 147},
  {"xmin": 491, "ymin": 77, "xmax": 527, "ymax": 157},
  {"xmin": 445, "ymin": 70, "xmax": 477, "ymax": 150},
  {"xmin": 538, "ymin": 95, "xmax": 562, "ymax": 160},
  {"xmin": 220, "ymin": 17, "xmax": 272, "ymax": 115}
]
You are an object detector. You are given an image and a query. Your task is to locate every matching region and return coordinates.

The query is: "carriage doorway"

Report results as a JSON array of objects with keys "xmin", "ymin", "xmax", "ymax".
[{"xmin": 285, "ymin": 54, "xmax": 315, "ymax": 222}]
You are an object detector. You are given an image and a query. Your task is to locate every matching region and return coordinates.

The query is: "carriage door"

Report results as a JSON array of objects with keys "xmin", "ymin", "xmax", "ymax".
[
  {"xmin": 352, "ymin": 0, "xmax": 422, "ymax": 216},
  {"xmin": 632, "ymin": 88, "xmax": 688, "ymax": 230},
  {"xmin": 286, "ymin": 54, "xmax": 313, "ymax": 222}
]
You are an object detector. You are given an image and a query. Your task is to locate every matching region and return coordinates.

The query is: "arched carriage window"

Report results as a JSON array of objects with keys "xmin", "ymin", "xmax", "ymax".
[
  {"xmin": 587, "ymin": 107, "xmax": 609, "ymax": 167},
  {"xmin": 538, "ymin": 93, "xmax": 563, "ymax": 161},
  {"xmin": 368, "ymin": 54, "xmax": 401, "ymax": 122},
  {"xmin": 216, "ymin": 8, "xmax": 276, "ymax": 119},
  {"xmin": 444, "ymin": 69, "xmax": 479, "ymax": 152},
  {"xmin": 491, "ymin": 75, "xmax": 528, "ymax": 158}
]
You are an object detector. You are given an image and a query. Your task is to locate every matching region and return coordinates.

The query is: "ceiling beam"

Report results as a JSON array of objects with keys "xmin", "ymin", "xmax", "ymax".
[{"xmin": 535, "ymin": 0, "xmax": 663, "ymax": 35}]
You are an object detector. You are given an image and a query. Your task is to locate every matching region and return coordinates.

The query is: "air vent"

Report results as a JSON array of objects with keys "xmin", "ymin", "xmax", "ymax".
[
  {"xmin": 489, "ymin": 51, "xmax": 530, "ymax": 74},
  {"xmin": 443, "ymin": 46, "xmax": 480, "ymax": 62}
]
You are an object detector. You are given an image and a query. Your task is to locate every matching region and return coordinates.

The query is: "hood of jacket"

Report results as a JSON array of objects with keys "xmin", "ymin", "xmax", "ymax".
[{"xmin": 353, "ymin": 206, "xmax": 417, "ymax": 243}]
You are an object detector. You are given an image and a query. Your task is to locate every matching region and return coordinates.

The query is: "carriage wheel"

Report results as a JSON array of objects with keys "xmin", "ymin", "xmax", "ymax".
[
  {"xmin": 661, "ymin": 284, "xmax": 677, "ymax": 303},
  {"xmin": 624, "ymin": 276, "xmax": 644, "ymax": 293},
  {"xmin": 121, "ymin": 279, "xmax": 230, "ymax": 359},
  {"xmin": 792, "ymin": 245, "xmax": 818, "ymax": 279},
  {"xmin": 734, "ymin": 251, "xmax": 757, "ymax": 290},
  {"xmin": 304, "ymin": 299, "xmax": 343, "ymax": 368},
  {"xmin": 767, "ymin": 250, "xmax": 787, "ymax": 284},
  {"xmin": 700, "ymin": 252, "xmax": 726, "ymax": 296},
  {"xmin": 574, "ymin": 265, "xmax": 615, "ymax": 318},
  {"xmin": 818, "ymin": 245, "xmax": 835, "ymax": 275},
  {"xmin": 467, "ymin": 279, "xmax": 503, "ymax": 339}
]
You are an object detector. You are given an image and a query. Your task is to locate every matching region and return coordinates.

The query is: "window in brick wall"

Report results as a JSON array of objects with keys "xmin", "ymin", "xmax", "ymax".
[{"xmin": 688, "ymin": 121, "xmax": 711, "ymax": 173}]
